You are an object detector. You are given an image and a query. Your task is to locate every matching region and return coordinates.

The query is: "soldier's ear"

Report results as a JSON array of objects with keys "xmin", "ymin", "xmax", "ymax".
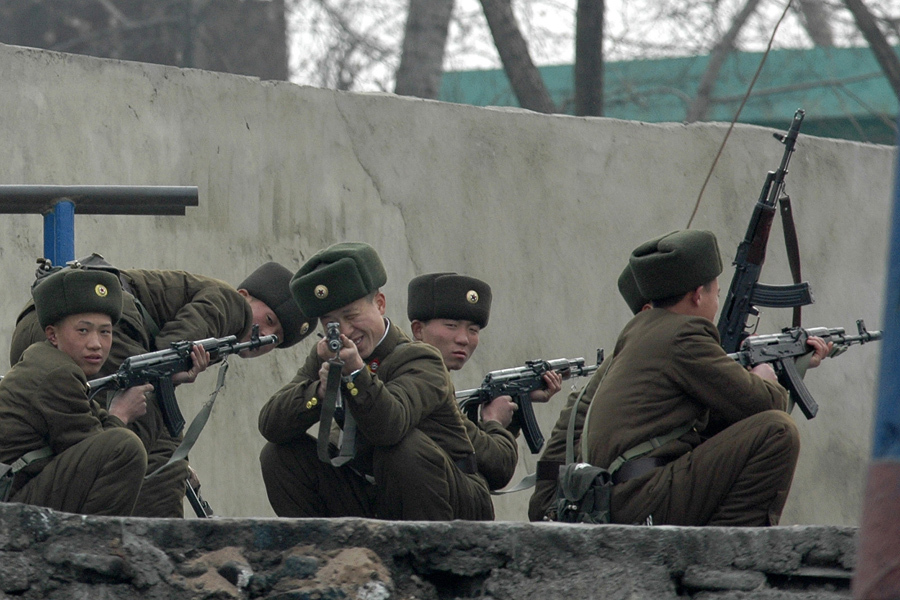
[
  {"xmin": 410, "ymin": 320, "xmax": 425, "ymax": 341},
  {"xmin": 45, "ymin": 325, "xmax": 58, "ymax": 346}
]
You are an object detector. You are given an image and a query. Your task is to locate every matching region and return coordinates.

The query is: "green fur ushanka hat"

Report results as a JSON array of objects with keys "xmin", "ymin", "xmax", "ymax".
[
  {"xmin": 630, "ymin": 229, "xmax": 723, "ymax": 301},
  {"xmin": 290, "ymin": 242, "xmax": 387, "ymax": 320},
  {"xmin": 407, "ymin": 272, "xmax": 492, "ymax": 328},
  {"xmin": 33, "ymin": 268, "xmax": 124, "ymax": 328},
  {"xmin": 239, "ymin": 262, "xmax": 315, "ymax": 348},
  {"xmin": 617, "ymin": 263, "xmax": 650, "ymax": 315}
]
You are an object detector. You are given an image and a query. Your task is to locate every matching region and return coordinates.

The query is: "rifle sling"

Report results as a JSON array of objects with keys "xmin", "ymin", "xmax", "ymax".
[
  {"xmin": 317, "ymin": 359, "xmax": 356, "ymax": 467},
  {"xmin": 145, "ymin": 360, "xmax": 229, "ymax": 479},
  {"xmin": 779, "ymin": 195, "xmax": 804, "ymax": 328}
]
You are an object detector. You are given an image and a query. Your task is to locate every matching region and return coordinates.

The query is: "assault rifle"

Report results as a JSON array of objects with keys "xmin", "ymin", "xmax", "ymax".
[
  {"xmin": 728, "ymin": 320, "xmax": 881, "ymax": 420},
  {"xmin": 718, "ymin": 109, "xmax": 814, "ymax": 353},
  {"xmin": 456, "ymin": 351, "xmax": 603, "ymax": 454},
  {"xmin": 88, "ymin": 326, "xmax": 277, "ymax": 436}
]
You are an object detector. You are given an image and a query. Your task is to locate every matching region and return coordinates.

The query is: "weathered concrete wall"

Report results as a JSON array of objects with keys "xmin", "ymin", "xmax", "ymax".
[
  {"xmin": 0, "ymin": 502, "xmax": 858, "ymax": 599},
  {"xmin": 0, "ymin": 42, "xmax": 893, "ymax": 525}
]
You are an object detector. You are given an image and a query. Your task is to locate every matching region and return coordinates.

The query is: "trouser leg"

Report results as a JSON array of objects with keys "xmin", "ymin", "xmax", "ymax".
[
  {"xmin": 373, "ymin": 429, "xmax": 493, "ymax": 521},
  {"xmin": 131, "ymin": 432, "xmax": 189, "ymax": 518},
  {"xmin": 13, "ymin": 428, "xmax": 147, "ymax": 516},
  {"xmin": 656, "ymin": 410, "xmax": 800, "ymax": 526},
  {"xmin": 259, "ymin": 436, "xmax": 374, "ymax": 518}
]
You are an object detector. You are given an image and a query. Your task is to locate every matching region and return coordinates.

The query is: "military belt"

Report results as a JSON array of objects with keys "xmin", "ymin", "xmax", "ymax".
[{"xmin": 611, "ymin": 456, "xmax": 671, "ymax": 485}]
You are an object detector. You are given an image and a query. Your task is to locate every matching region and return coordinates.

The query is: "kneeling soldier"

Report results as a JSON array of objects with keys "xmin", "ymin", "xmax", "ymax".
[
  {"xmin": 258, "ymin": 242, "xmax": 492, "ymax": 520},
  {"xmin": 0, "ymin": 268, "xmax": 154, "ymax": 515}
]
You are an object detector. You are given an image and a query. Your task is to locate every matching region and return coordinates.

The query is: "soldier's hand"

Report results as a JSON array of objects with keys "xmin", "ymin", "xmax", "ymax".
[
  {"xmin": 750, "ymin": 363, "xmax": 778, "ymax": 381},
  {"xmin": 805, "ymin": 336, "xmax": 833, "ymax": 369},
  {"xmin": 316, "ymin": 333, "xmax": 365, "ymax": 375},
  {"xmin": 172, "ymin": 344, "xmax": 211, "ymax": 385},
  {"xmin": 108, "ymin": 383, "xmax": 153, "ymax": 425},
  {"xmin": 529, "ymin": 371, "xmax": 563, "ymax": 403},
  {"xmin": 480, "ymin": 395, "xmax": 517, "ymax": 428}
]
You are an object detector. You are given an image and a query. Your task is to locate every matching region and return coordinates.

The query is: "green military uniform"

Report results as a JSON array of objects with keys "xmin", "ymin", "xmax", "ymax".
[
  {"xmin": 0, "ymin": 269, "xmax": 148, "ymax": 515},
  {"xmin": 583, "ymin": 230, "xmax": 799, "ymax": 526},
  {"xmin": 528, "ymin": 264, "xmax": 646, "ymax": 521},
  {"xmin": 408, "ymin": 272, "xmax": 518, "ymax": 492},
  {"xmin": 9, "ymin": 262, "xmax": 313, "ymax": 517},
  {"xmin": 259, "ymin": 243, "xmax": 493, "ymax": 520}
]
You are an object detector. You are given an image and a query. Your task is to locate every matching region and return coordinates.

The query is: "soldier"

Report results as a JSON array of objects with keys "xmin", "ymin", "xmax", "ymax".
[
  {"xmin": 583, "ymin": 229, "xmax": 831, "ymax": 526},
  {"xmin": 258, "ymin": 242, "xmax": 493, "ymax": 520},
  {"xmin": 406, "ymin": 272, "xmax": 560, "ymax": 492},
  {"xmin": 528, "ymin": 263, "xmax": 650, "ymax": 521},
  {"xmin": 0, "ymin": 268, "xmax": 158, "ymax": 515},
  {"xmin": 8, "ymin": 258, "xmax": 315, "ymax": 517}
]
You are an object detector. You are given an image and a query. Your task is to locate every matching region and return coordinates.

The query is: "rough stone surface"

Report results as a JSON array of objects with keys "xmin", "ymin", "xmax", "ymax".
[{"xmin": 0, "ymin": 503, "xmax": 856, "ymax": 599}]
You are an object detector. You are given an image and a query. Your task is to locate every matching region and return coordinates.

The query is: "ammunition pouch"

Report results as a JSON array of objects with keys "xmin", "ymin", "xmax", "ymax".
[{"xmin": 553, "ymin": 462, "xmax": 613, "ymax": 524}]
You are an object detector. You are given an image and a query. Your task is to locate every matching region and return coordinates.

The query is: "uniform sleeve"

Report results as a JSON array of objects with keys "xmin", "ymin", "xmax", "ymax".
[
  {"xmin": 124, "ymin": 270, "xmax": 252, "ymax": 349},
  {"xmin": 671, "ymin": 318, "xmax": 789, "ymax": 423},
  {"xmin": 469, "ymin": 418, "xmax": 518, "ymax": 491},
  {"xmin": 257, "ymin": 345, "xmax": 322, "ymax": 444},
  {"xmin": 344, "ymin": 345, "xmax": 452, "ymax": 447},
  {"xmin": 38, "ymin": 365, "xmax": 126, "ymax": 455}
]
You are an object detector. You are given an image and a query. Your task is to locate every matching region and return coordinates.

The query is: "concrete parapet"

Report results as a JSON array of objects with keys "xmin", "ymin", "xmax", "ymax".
[{"xmin": 0, "ymin": 502, "xmax": 856, "ymax": 599}]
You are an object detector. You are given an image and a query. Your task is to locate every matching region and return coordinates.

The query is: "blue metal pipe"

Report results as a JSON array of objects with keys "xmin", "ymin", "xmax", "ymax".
[{"xmin": 42, "ymin": 200, "xmax": 76, "ymax": 266}]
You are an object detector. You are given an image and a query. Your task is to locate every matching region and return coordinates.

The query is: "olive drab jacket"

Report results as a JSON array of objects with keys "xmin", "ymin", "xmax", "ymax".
[
  {"xmin": 259, "ymin": 321, "xmax": 479, "ymax": 479},
  {"xmin": 0, "ymin": 342, "xmax": 132, "ymax": 496},
  {"xmin": 584, "ymin": 308, "xmax": 789, "ymax": 520}
]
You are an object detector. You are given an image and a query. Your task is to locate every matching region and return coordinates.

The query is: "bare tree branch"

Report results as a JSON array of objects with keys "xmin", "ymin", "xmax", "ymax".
[
  {"xmin": 843, "ymin": 0, "xmax": 900, "ymax": 101},
  {"xmin": 685, "ymin": 0, "xmax": 762, "ymax": 123},
  {"xmin": 479, "ymin": 0, "xmax": 555, "ymax": 114}
]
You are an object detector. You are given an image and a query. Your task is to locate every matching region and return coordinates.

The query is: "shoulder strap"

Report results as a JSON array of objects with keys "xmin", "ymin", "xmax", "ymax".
[
  {"xmin": 606, "ymin": 422, "xmax": 694, "ymax": 475},
  {"xmin": 10, "ymin": 446, "xmax": 53, "ymax": 472}
]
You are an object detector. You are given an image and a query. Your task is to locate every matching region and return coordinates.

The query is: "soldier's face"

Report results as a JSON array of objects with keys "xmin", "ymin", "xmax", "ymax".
[
  {"xmin": 239, "ymin": 294, "xmax": 285, "ymax": 358},
  {"xmin": 412, "ymin": 319, "xmax": 480, "ymax": 371},
  {"xmin": 697, "ymin": 278, "xmax": 720, "ymax": 322},
  {"xmin": 45, "ymin": 312, "xmax": 113, "ymax": 377},
  {"xmin": 320, "ymin": 292, "xmax": 387, "ymax": 361}
]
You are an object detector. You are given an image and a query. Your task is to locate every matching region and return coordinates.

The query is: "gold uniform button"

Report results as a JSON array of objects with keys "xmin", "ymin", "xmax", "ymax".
[
  {"xmin": 346, "ymin": 382, "xmax": 356, "ymax": 391},
  {"xmin": 350, "ymin": 388, "xmax": 358, "ymax": 397},
  {"xmin": 307, "ymin": 397, "xmax": 318, "ymax": 409}
]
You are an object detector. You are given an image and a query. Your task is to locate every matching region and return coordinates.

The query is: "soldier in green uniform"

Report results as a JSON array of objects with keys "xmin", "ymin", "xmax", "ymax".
[
  {"xmin": 0, "ymin": 268, "xmax": 156, "ymax": 515},
  {"xmin": 528, "ymin": 263, "xmax": 650, "ymax": 521},
  {"xmin": 583, "ymin": 229, "xmax": 831, "ymax": 526},
  {"xmin": 258, "ymin": 242, "xmax": 493, "ymax": 520},
  {"xmin": 407, "ymin": 272, "xmax": 561, "ymax": 492},
  {"xmin": 8, "ymin": 258, "xmax": 315, "ymax": 517}
]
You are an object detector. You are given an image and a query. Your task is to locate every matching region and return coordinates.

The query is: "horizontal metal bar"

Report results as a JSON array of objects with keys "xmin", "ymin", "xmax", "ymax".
[{"xmin": 0, "ymin": 185, "xmax": 199, "ymax": 215}]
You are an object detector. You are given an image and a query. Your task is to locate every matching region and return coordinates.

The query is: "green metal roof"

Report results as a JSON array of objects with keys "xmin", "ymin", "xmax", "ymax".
[{"xmin": 439, "ymin": 46, "xmax": 899, "ymax": 145}]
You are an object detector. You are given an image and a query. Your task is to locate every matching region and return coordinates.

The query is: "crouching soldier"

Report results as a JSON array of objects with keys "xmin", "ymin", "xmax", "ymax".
[
  {"xmin": 258, "ymin": 242, "xmax": 492, "ymax": 520},
  {"xmin": 0, "ymin": 268, "xmax": 154, "ymax": 515}
]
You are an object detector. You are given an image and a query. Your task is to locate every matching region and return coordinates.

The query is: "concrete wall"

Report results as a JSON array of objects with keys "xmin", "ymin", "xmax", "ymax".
[{"xmin": 0, "ymin": 42, "xmax": 893, "ymax": 525}]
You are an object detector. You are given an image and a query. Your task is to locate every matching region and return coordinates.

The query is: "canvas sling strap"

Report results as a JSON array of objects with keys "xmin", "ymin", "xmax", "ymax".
[
  {"xmin": 1, "ymin": 446, "xmax": 53, "ymax": 502},
  {"xmin": 144, "ymin": 359, "xmax": 230, "ymax": 479},
  {"xmin": 316, "ymin": 359, "xmax": 358, "ymax": 467},
  {"xmin": 779, "ymin": 195, "xmax": 806, "ymax": 328}
]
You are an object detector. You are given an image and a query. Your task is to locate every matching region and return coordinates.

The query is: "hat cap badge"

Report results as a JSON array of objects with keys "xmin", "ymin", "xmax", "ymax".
[
  {"xmin": 466, "ymin": 290, "xmax": 479, "ymax": 304},
  {"xmin": 95, "ymin": 284, "xmax": 108, "ymax": 297},
  {"xmin": 314, "ymin": 285, "xmax": 329, "ymax": 299}
]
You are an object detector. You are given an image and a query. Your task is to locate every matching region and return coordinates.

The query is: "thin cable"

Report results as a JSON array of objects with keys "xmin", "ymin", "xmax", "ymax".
[{"xmin": 686, "ymin": 0, "xmax": 794, "ymax": 229}]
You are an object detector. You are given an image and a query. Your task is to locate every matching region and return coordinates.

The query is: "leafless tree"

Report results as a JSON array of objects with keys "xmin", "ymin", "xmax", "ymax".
[
  {"xmin": 479, "ymin": 0, "xmax": 555, "ymax": 113},
  {"xmin": 574, "ymin": 0, "xmax": 604, "ymax": 116},
  {"xmin": 843, "ymin": 0, "xmax": 900, "ymax": 100},
  {"xmin": 395, "ymin": 0, "xmax": 455, "ymax": 99}
]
